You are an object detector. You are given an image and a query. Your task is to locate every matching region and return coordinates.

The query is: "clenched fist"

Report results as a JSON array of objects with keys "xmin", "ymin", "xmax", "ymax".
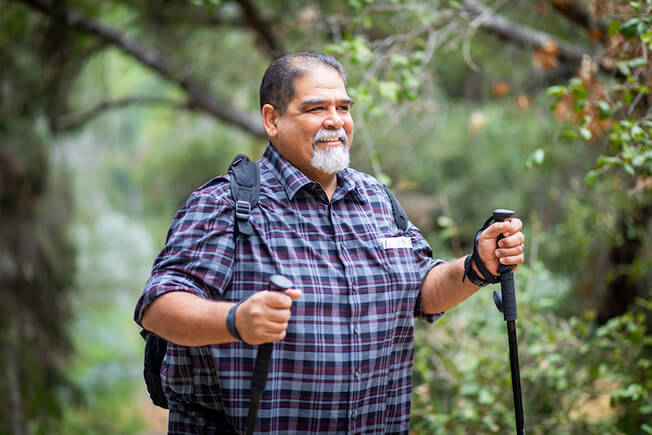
[{"xmin": 234, "ymin": 289, "xmax": 302, "ymax": 345}]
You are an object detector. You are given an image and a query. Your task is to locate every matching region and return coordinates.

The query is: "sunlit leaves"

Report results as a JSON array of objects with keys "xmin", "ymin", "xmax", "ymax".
[
  {"xmin": 546, "ymin": 2, "xmax": 652, "ymax": 191},
  {"xmin": 375, "ymin": 79, "xmax": 401, "ymax": 102},
  {"xmin": 525, "ymin": 148, "xmax": 545, "ymax": 169}
]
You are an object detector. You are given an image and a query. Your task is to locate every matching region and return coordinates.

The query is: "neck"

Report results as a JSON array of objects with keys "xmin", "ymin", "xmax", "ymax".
[
  {"xmin": 319, "ymin": 175, "xmax": 337, "ymax": 201},
  {"xmin": 305, "ymin": 167, "xmax": 338, "ymax": 200}
]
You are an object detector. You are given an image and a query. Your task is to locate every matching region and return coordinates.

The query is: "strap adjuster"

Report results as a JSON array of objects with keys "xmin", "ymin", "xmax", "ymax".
[{"xmin": 235, "ymin": 200, "xmax": 251, "ymax": 221}]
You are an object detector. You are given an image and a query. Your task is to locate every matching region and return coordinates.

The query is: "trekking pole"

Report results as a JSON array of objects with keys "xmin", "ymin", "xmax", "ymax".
[
  {"xmin": 491, "ymin": 209, "xmax": 526, "ymax": 435},
  {"xmin": 245, "ymin": 274, "xmax": 294, "ymax": 435}
]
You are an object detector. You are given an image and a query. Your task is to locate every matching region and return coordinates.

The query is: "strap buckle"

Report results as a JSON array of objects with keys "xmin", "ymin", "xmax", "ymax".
[{"xmin": 235, "ymin": 200, "xmax": 251, "ymax": 221}]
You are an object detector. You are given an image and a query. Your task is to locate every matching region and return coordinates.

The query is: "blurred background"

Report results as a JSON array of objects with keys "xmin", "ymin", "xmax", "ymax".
[{"xmin": 1, "ymin": 0, "xmax": 651, "ymax": 433}]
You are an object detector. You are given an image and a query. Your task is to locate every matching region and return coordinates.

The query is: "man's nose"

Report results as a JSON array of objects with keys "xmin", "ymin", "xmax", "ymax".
[{"xmin": 323, "ymin": 107, "xmax": 344, "ymax": 129}]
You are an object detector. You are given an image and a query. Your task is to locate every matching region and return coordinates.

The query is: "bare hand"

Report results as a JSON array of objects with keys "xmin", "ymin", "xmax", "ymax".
[
  {"xmin": 476, "ymin": 218, "xmax": 525, "ymax": 278},
  {"xmin": 234, "ymin": 289, "xmax": 302, "ymax": 345}
]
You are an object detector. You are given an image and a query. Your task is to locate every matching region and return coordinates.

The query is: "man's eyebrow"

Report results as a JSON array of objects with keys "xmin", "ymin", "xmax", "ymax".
[{"xmin": 300, "ymin": 98, "xmax": 355, "ymax": 109}]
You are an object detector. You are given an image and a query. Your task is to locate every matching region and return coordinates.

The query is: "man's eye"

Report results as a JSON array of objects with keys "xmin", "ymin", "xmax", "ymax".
[
  {"xmin": 338, "ymin": 106, "xmax": 350, "ymax": 112},
  {"xmin": 309, "ymin": 107, "xmax": 323, "ymax": 112}
]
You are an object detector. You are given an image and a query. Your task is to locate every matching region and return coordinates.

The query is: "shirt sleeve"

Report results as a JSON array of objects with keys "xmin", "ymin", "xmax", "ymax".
[
  {"xmin": 134, "ymin": 181, "xmax": 235, "ymax": 328},
  {"xmin": 405, "ymin": 220, "xmax": 446, "ymax": 323}
]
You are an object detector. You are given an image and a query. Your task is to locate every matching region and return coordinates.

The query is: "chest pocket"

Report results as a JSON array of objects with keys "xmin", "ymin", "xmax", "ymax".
[
  {"xmin": 338, "ymin": 234, "xmax": 422, "ymax": 313},
  {"xmin": 377, "ymin": 234, "xmax": 422, "ymax": 303}
]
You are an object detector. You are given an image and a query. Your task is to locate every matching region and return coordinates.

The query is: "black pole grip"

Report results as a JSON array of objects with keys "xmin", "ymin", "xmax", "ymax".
[
  {"xmin": 500, "ymin": 271, "xmax": 517, "ymax": 321},
  {"xmin": 494, "ymin": 209, "xmax": 516, "ymax": 275},
  {"xmin": 268, "ymin": 274, "xmax": 293, "ymax": 293},
  {"xmin": 492, "ymin": 209, "xmax": 517, "ymax": 320}
]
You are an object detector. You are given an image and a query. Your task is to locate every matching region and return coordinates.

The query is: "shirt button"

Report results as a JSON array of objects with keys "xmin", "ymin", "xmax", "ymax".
[
  {"xmin": 354, "ymin": 369, "xmax": 360, "ymax": 378},
  {"xmin": 354, "ymin": 325, "xmax": 360, "ymax": 335},
  {"xmin": 351, "ymin": 410, "xmax": 358, "ymax": 419}
]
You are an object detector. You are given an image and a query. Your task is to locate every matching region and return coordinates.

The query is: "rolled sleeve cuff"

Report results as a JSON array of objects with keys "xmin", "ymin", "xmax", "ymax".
[
  {"xmin": 134, "ymin": 272, "xmax": 209, "ymax": 328},
  {"xmin": 415, "ymin": 259, "xmax": 447, "ymax": 323}
]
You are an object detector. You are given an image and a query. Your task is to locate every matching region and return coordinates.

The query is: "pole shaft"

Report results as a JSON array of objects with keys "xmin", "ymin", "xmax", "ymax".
[{"xmin": 507, "ymin": 320, "xmax": 525, "ymax": 434}]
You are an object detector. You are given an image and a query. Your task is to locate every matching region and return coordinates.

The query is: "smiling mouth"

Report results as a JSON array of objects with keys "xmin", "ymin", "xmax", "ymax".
[{"xmin": 316, "ymin": 136, "xmax": 343, "ymax": 147}]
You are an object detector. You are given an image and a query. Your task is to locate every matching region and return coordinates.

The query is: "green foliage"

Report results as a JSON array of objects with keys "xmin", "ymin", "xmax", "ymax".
[
  {"xmin": 547, "ymin": 1, "xmax": 652, "ymax": 190},
  {"xmin": 4, "ymin": 0, "xmax": 652, "ymax": 433},
  {"xmin": 537, "ymin": 0, "xmax": 652, "ymax": 324},
  {"xmin": 411, "ymin": 265, "xmax": 652, "ymax": 434}
]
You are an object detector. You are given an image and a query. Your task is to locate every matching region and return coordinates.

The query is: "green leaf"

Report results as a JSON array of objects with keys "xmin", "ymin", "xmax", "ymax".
[
  {"xmin": 478, "ymin": 389, "xmax": 494, "ymax": 405},
  {"xmin": 324, "ymin": 44, "xmax": 344, "ymax": 55},
  {"xmin": 608, "ymin": 19, "xmax": 621, "ymax": 37},
  {"xmin": 598, "ymin": 101, "xmax": 612, "ymax": 119},
  {"xmin": 563, "ymin": 129, "xmax": 577, "ymax": 139},
  {"xmin": 348, "ymin": 0, "xmax": 363, "ymax": 11},
  {"xmin": 585, "ymin": 169, "xmax": 599, "ymax": 185},
  {"xmin": 628, "ymin": 57, "xmax": 649, "ymax": 68},
  {"xmin": 391, "ymin": 54, "xmax": 410, "ymax": 68},
  {"xmin": 620, "ymin": 18, "xmax": 642, "ymax": 38},
  {"xmin": 401, "ymin": 70, "xmax": 420, "ymax": 91},
  {"xmin": 625, "ymin": 90, "xmax": 633, "ymax": 105},
  {"xmin": 617, "ymin": 61, "xmax": 632, "ymax": 76},
  {"xmin": 546, "ymin": 86, "xmax": 566, "ymax": 96},
  {"xmin": 613, "ymin": 383, "xmax": 645, "ymax": 400},
  {"xmin": 632, "ymin": 154, "xmax": 646, "ymax": 167},
  {"xmin": 632, "ymin": 124, "xmax": 645, "ymax": 139},
  {"xmin": 642, "ymin": 31, "xmax": 652, "ymax": 43},
  {"xmin": 570, "ymin": 82, "xmax": 587, "ymax": 100},
  {"xmin": 597, "ymin": 155, "xmax": 620, "ymax": 168},
  {"xmin": 525, "ymin": 149, "xmax": 545, "ymax": 168},
  {"xmin": 437, "ymin": 215, "xmax": 454, "ymax": 228},
  {"xmin": 377, "ymin": 81, "xmax": 401, "ymax": 103}
]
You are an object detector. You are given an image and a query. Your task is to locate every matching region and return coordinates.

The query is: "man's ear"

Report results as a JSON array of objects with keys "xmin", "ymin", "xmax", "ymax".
[{"xmin": 261, "ymin": 104, "xmax": 279, "ymax": 139}]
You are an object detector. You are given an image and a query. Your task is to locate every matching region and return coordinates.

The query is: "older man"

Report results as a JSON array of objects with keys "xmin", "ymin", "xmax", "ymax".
[{"xmin": 134, "ymin": 52, "xmax": 524, "ymax": 434}]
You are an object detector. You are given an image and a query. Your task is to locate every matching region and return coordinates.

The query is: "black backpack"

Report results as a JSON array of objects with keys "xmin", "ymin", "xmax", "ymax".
[{"xmin": 141, "ymin": 154, "xmax": 408, "ymax": 409}]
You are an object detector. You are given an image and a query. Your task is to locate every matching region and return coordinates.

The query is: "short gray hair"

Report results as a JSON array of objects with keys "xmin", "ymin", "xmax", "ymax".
[{"xmin": 259, "ymin": 52, "xmax": 347, "ymax": 114}]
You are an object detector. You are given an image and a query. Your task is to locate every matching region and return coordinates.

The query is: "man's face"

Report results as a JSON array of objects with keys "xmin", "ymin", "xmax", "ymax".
[{"xmin": 265, "ymin": 65, "xmax": 354, "ymax": 181}]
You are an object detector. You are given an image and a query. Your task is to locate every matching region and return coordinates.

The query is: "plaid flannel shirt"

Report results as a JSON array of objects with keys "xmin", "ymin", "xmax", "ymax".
[{"xmin": 134, "ymin": 144, "xmax": 443, "ymax": 434}]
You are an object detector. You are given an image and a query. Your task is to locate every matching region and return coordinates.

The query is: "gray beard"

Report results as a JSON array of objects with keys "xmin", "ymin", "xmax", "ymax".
[{"xmin": 311, "ymin": 144, "xmax": 350, "ymax": 174}]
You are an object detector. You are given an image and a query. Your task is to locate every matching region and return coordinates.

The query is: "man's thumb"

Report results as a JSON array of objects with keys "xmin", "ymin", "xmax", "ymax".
[{"xmin": 285, "ymin": 289, "xmax": 302, "ymax": 301}]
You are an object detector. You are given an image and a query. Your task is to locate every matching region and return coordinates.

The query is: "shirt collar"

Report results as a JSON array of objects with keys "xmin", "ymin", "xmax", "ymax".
[{"xmin": 261, "ymin": 143, "xmax": 366, "ymax": 204}]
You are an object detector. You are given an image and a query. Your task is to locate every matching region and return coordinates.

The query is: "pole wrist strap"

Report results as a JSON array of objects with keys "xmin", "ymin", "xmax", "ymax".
[
  {"xmin": 462, "ymin": 216, "xmax": 501, "ymax": 285},
  {"xmin": 463, "ymin": 255, "xmax": 490, "ymax": 287}
]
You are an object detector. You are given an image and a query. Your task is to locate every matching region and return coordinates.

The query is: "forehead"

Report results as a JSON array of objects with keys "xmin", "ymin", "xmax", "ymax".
[{"xmin": 291, "ymin": 66, "xmax": 349, "ymax": 102}]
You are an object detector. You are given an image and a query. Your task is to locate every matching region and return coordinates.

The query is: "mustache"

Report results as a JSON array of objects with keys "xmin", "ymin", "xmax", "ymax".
[{"xmin": 312, "ymin": 128, "xmax": 348, "ymax": 146}]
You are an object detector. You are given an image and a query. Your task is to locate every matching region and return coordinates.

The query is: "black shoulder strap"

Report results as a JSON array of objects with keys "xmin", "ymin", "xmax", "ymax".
[
  {"xmin": 140, "ymin": 155, "xmax": 262, "ymax": 412},
  {"xmin": 228, "ymin": 154, "xmax": 260, "ymax": 237},
  {"xmin": 382, "ymin": 184, "xmax": 408, "ymax": 232}
]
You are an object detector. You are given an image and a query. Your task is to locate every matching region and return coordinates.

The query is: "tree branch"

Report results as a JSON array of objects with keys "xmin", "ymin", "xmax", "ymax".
[
  {"xmin": 233, "ymin": 0, "xmax": 284, "ymax": 58},
  {"xmin": 549, "ymin": 0, "xmax": 606, "ymax": 37},
  {"xmin": 54, "ymin": 96, "xmax": 190, "ymax": 131},
  {"xmin": 462, "ymin": 0, "xmax": 588, "ymax": 64},
  {"xmin": 17, "ymin": 0, "xmax": 266, "ymax": 137}
]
